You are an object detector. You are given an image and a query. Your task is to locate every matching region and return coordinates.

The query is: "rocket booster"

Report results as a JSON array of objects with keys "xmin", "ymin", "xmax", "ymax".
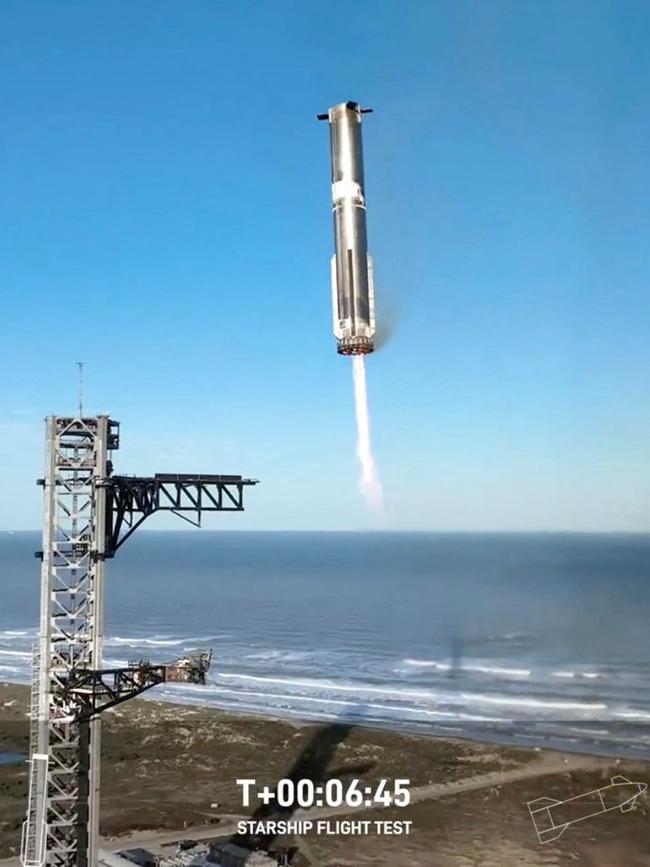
[{"xmin": 318, "ymin": 101, "xmax": 375, "ymax": 355}]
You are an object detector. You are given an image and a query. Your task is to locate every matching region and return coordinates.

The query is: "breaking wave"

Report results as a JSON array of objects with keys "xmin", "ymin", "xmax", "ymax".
[{"xmin": 402, "ymin": 659, "xmax": 530, "ymax": 678}]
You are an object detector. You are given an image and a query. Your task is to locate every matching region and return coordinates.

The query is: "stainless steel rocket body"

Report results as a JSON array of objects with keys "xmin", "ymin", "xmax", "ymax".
[{"xmin": 320, "ymin": 102, "xmax": 375, "ymax": 355}]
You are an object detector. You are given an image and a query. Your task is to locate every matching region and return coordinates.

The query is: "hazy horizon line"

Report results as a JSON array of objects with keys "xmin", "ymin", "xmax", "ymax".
[{"xmin": 2, "ymin": 528, "xmax": 650, "ymax": 536}]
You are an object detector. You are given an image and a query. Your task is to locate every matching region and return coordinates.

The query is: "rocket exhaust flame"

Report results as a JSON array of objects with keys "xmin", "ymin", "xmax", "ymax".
[{"xmin": 352, "ymin": 355, "xmax": 383, "ymax": 511}]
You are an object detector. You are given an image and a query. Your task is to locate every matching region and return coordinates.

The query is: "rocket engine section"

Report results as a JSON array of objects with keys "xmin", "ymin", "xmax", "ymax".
[{"xmin": 318, "ymin": 101, "xmax": 376, "ymax": 355}]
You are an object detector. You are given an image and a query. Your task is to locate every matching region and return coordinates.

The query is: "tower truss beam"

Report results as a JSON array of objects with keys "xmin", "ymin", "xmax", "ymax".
[{"xmin": 102, "ymin": 473, "xmax": 258, "ymax": 555}]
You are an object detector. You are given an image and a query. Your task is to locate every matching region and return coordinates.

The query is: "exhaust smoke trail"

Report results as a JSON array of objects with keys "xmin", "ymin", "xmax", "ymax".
[{"xmin": 352, "ymin": 355, "xmax": 383, "ymax": 511}]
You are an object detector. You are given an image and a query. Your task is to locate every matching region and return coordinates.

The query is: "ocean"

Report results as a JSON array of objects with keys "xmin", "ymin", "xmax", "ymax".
[{"xmin": 1, "ymin": 530, "xmax": 649, "ymax": 758}]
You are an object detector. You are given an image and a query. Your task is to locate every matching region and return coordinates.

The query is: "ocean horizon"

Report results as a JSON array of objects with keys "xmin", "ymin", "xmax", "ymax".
[{"xmin": 2, "ymin": 530, "xmax": 649, "ymax": 758}]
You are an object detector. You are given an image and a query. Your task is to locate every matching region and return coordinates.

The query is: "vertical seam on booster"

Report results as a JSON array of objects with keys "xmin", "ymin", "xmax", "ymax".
[{"xmin": 347, "ymin": 247, "xmax": 356, "ymax": 323}]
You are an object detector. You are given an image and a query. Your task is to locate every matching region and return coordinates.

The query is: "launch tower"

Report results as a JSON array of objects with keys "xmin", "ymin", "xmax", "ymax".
[{"xmin": 21, "ymin": 415, "xmax": 257, "ymax": 867}]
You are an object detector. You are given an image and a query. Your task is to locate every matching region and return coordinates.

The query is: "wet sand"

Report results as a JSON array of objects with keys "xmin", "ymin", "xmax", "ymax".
[{"xmin": 1, "ymin": 681, "xmax": 649, "ymax": 866}]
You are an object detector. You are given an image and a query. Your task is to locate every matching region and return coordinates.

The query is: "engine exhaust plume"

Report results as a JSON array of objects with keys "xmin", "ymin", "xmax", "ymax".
[{"xmin": 352, "ymin": 355, "xmax": 383, "ymax": 511}]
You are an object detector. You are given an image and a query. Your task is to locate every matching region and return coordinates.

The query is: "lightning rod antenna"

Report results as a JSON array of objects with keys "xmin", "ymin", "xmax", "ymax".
[{"xmin": 77, "ymin": 361, "xmax": 84, "ymax": 418}]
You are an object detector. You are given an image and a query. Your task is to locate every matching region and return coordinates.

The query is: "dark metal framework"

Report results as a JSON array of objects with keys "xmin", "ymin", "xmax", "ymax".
[
  {"xmin": 63, "ymin": 665, "xmax": 167, "ymax": 719},
  {"xmin": 103, "ymin": 473, "xmax": 257, "ymax": 555},
  {"xmin": 61, "ymin": 651, "xmax": 212, "ymax": 719}
]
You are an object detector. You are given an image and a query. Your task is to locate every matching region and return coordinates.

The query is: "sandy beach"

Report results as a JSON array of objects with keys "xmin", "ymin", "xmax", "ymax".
[{"xmin": 1, "ymin": 681, "xmax": 649, "ymax": 866}]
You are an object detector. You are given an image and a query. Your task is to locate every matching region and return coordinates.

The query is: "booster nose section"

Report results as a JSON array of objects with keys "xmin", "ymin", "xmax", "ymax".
[{"xmin": 318, "ymin": 101, "xmax": 376, "ymax": 355}]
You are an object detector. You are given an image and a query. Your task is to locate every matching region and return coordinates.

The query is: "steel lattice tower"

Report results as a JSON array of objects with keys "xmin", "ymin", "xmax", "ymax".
[
  {"xmin": 27, "ymin": 416, "xmax": 112, "ymax": 867},
  {"xmin": 22, "ymin": 415, "xmax": 257, "ymax": 867}
]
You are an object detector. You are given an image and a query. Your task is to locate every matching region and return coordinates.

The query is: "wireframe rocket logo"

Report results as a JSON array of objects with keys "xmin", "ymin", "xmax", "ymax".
[{"xmin": 528, "ymin": 775, "xmax": 647, "ymax": 844}]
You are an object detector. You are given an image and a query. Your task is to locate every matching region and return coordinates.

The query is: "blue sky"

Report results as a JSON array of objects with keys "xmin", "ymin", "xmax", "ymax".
[{"xmin": 1, "ymin": 0, "xmax": 649, "ymax": 531}]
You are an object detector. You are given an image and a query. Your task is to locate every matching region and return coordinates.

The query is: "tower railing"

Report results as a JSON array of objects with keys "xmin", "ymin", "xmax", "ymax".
[{"xmin": 21, "ymin": 644, "xmax": 48, "ymax": 867}]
